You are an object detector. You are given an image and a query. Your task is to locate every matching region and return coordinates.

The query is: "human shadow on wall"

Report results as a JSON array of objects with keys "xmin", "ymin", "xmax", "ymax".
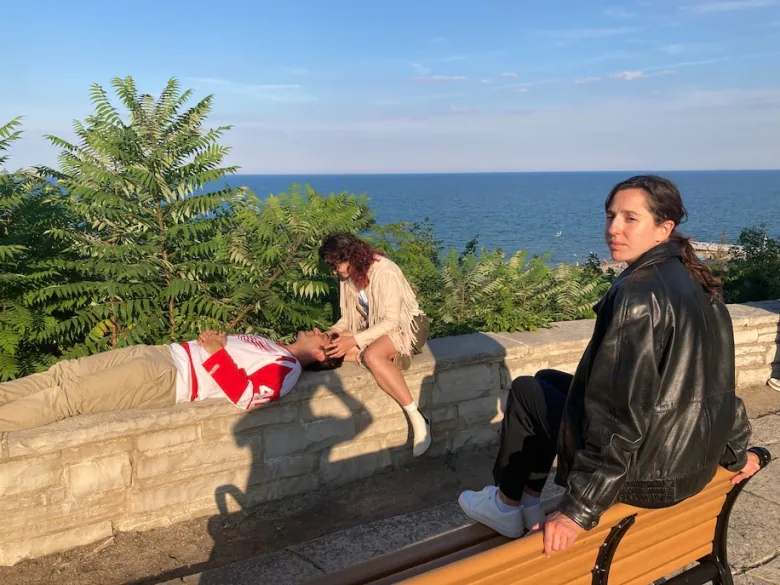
[{"xmin": 129, "ymin": 330, "xmax": 531, "ymax": 585}]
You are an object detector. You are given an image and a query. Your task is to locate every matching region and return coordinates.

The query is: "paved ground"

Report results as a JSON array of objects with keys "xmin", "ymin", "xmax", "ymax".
[{"xmin": 163, "ymin": 385, "xmax": 780, "ymax": 585}]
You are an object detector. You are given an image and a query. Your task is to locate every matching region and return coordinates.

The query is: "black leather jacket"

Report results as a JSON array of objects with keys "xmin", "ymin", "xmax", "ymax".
[{"xmin": 555, "ymin": 242, "xmax": 751, "ymax": 531}]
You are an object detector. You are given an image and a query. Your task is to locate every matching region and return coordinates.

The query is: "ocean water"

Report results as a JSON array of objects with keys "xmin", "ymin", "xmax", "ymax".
[{"xmin": 222, "ymin": 171, "xmax": 780, "ymax": 265}]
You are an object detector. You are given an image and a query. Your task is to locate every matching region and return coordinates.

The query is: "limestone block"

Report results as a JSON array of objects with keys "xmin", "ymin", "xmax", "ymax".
[
  {"xmin": 60, "ymin": 437, "xmax": 133, "ymax": 464},
  {"xmin": 231, "ymin": 403, "xmax": 299, "ymax": 434},
  {"xmin": 136, "ymin": 425, "xmax": 199, "ymax": 452},
  {"xmin": 1, "ymin": 490, "xmax": 125, "ymax": 534},
  {"xmin": 432, "ymin": 363, "xmax": 495, "ymax": 405},
  {"xmin": 733, "ymin": 328, "xmax": 759, "ymax": 345},
  {"xmin": 116, "ymin": 494, "xmax": 217, "ymax": 532},
  {"xmin": 504, "ymin": 358, "xmax": 551, "ymax": 381},
  {"xmin": 319, "ymin": 437, "xmax": 392, "ymax": 484},
  {"xmin": 737, "ymin": 367, "xmax": 771, "ymax": 387},
  {"xmin": 359, "ymin": 388, "xmax": 407, "ymax": 419},
  {"xmin": 264, "ymin": 426, "xmax": 308, "ymax": 459},
  {"xmin": 264, "ymin": 418, "xmax": 355, "ymax": 459},
  {"xmin": 0, "ymin": 521, "xmax": 113, "ymax": 567},
  {"xmin": 735, "ymin": 353, "xmax": 766, "ymax": 368},
  {"xmin": 129, "ymin": 468, "xmax": 246, "ymax": 515},
  {"xmin": 429, "ymin": 405, "xmax": 458, "ymax": 432},
  {"xmin": 458, "ymin": 396, "xmax": 505, "ymax": 428},
  {"xmin": 303, "ymin": 418, "xmax": 356, "ymax": 451},
  {"xmin": 68, "ymin": 454, "xmax": 131, "ymax": 497},
  {"xmin": 735, "ymin": 343, "xmax": 766, "ymax": 356},
  {"xmin": 5, "ymin": 400, "xmax": 235, "ymax": 458},
  {"xmin": 354, "ymin": 412, "xmax": 409, "ymax": 439},
  {"xmin": 767, "ymin": 345, "xmax": 780, "ymax": 364},
  {"xmin": 0, "ymin": 454, "xmax": 61, "ymax": 497},
  {"xmin": 135, "ymin": 438, "xmax": 254, "ymax": 480},
  {"xmin": 263, "ymin": 453, "xmax": 317, "ymax": 481},
  {"xmin": 302, "ymin": 395, "xmax": 355, "ymax": 422}
]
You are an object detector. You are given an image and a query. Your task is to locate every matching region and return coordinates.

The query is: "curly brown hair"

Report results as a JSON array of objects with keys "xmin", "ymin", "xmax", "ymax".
[{"xmin": 318, "ymin": 232, "xmax": 384, "ymax": 290}]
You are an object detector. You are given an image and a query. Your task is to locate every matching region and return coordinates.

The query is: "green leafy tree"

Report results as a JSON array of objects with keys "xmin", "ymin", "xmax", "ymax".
[
  {"xmin": 220, "ymin": 184, "xmax": 375, "ymax": 341},
  {"xmin": 0, "ymin": 119, "xmax": 68, "ymax": 379},
  {"xmin": 718, "ymin": 226, "xmax": 780, "ymax": 303},
  {"xmin": 36, "ymin": 76, "xmax": 245, "ymax": 355}
]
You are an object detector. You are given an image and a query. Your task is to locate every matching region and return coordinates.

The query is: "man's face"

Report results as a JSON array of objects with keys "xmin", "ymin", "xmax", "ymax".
[{"xmin": 296, "ymin": 328, "xmax": 330, "ymax": 352}]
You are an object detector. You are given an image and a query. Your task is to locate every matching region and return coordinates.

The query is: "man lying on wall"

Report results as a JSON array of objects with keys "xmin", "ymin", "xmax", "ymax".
[{"xmin": 0, "ymin": 329, "xmax": 342, "ymax": 432}]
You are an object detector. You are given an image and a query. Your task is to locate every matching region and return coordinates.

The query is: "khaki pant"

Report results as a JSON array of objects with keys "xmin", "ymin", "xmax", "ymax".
[{"xmin": 0, "ymin": 345, "xmax": 177, "ymax": 432}]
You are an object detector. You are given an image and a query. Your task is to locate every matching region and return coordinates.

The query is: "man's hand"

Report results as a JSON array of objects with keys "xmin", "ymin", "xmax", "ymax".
[
  {"xmin": 732, "ymin": 451, "xmax": 761, "ymax": 485},
  {"xmin": 325, "ymin": 332, "xmax": 356, "ymax": 358},
  {"xmin": 198, "ymin": 330, "xmax": 227, "ymax": 355},
  {"xmin": 543, "ymin": 511, "xmax": 582, "ymax": 558}
]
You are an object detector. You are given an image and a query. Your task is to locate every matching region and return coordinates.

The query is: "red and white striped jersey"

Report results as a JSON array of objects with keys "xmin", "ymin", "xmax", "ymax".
[{"xmin": 169, "ymin": 334, "xmax": 301, "ymax": 410}]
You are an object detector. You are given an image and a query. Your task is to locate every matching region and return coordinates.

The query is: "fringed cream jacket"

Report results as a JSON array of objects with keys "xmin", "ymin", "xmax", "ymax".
[{"xmin": 331, "ymin": 256, "xmax": 425, "ymax": 356}]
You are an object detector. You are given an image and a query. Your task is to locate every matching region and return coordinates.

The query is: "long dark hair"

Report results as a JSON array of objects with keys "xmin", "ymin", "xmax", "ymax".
[
  {"xmin": 318, "ymin": 232, "xmax": 384, "ymax": 290},
  {"xmin": 605, "ymin": 175, "xmax": 723, "ymax": 298}
]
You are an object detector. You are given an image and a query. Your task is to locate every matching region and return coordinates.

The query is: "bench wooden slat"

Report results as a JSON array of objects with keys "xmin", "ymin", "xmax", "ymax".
[
  {"xmin": 620, "ymin": 543, "xmax": 712, "ymax": 585},
  {"xmin": 610, "ymin": 519, "xmax": 717, "ymax": 584}
]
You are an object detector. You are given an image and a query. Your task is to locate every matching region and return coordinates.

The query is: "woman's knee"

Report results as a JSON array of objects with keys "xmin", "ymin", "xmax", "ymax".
[{"xmin": 361, "ymin": 347, "xmax": 391, "ymax": 371}]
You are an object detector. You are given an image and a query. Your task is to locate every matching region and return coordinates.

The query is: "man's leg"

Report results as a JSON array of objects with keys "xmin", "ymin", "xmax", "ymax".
[
  {"xmin": 0, "ymin": 345, "xmax": 165, "ymax": 406},
  {"xmin": 0, "ymin": 345, "xmax": 177, "ymax": 432}
]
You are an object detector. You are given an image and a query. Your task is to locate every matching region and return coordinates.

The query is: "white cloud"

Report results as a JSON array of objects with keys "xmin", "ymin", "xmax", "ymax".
[
  {"xmin": 500, "ymin": 72, "xmax": 518, "ymax": 78},
  {"xmin": 480, "ymin": 79, "xmax": 491, "ymax": 84},
  {"xmin": 450, "ymin": 105, "xmax": 480, "ymax": 114},
  {"xmin": 662, "ymin": 44, "xmax": 686, "ymax": 54},
  {"xmin": 411, "ymin": 63, "xmax": 431, "ymax": 75},
  {"xmin": 183, "ymin": 77, "xmax": 316, "ymax": 102},
  {"xmin": 681, "ymin": 0, "xmax": 780, "ymax": 13},
  {"xmin": 602, "ymin": 6, "xmax": 636, "ymax": 17},
  {"xmin": 575, "ymin": 76, "xmax": 603, "ymax": 84},
  {"xmin": 514, "ymin": 88, "xmax": 530, "ymax": 93},
  {"xmin": 611, "ymin": 71, "xmax": 647, "ymax": 80},
  {"xmin": 414, "ymin": 75, "xmax": 468, "ymax": 83},
  {"xmin": 544, "ymin": 27, "xmax": 640, "ymax": 40}
]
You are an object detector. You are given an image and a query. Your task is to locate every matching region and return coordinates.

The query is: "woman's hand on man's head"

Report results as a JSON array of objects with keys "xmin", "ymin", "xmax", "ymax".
[{"xmin": 325, "ymin": 331, "xmax": 356, "ymax": 358}]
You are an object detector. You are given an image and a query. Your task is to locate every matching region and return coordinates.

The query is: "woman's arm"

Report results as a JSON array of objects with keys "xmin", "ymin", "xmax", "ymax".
[
  {"xmin": 353, "ymin": 271, "xmax": 403, "ymax": 349},
  {"xmin": 559, "ymin": 285, "xmax": 660, "ymax": 531}
]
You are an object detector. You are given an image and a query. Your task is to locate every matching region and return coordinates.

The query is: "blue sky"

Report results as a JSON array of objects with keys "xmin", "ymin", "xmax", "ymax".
[{"xmin": 1, "ymin": 0, "xmax": 779, "ymax": 173}]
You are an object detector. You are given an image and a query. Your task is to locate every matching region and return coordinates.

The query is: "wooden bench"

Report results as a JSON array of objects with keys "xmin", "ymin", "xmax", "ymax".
[{"xmin": 304, "ymin": 447, "xmax": 772, "ymax": 585}]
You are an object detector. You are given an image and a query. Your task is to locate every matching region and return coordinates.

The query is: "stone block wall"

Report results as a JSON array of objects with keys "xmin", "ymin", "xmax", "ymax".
[{"xmin": 1, "ymin": 300, "xmax": 778, "ymax": 566}]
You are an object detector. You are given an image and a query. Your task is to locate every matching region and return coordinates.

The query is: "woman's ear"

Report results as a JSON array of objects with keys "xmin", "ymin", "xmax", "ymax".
[{"xmin": 658, "ymin": 219, "xmax": 675, "ymax": 241}]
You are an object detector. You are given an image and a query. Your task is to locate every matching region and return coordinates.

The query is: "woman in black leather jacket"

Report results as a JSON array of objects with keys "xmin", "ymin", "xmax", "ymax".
[{"xmin": 459, "ymin": 175, "xmax": 760, "ymax": 557}]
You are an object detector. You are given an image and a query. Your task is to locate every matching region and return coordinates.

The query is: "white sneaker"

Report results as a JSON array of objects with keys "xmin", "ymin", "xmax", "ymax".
[
  {"xmin": 768, "ymin": 378, "xmax": 780, "ymax": 392},
  {"xmin": 458, "ymin": 486, "xmax": 525, "ymax": 538},
  {"xmin": 413, "ymin": 413, "xmax": 432, "ymax": 457}
]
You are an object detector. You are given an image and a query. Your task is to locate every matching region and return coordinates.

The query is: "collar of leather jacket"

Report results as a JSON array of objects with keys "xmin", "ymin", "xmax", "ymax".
[{"xmin": 593, "ymin": 241, "xmax": 682, "ymax": 313}]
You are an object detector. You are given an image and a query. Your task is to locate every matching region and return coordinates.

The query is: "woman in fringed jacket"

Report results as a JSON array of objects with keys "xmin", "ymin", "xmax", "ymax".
[{"xmin": 319, "ymin": 232, "xmax": 432, "ymax": 457}]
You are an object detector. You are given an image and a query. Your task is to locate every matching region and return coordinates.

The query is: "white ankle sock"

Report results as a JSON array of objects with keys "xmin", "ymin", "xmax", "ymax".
[
  {"xmin": 403, "ymin": 402, "xmax": 431, "ymax": 455},
  {"xmin": 520, "ymin": 492, "xmax": 541, "ymax": 508},
  {"xmin": 403, "ymin": 402, "xmax": 428, "ymax": 437}
]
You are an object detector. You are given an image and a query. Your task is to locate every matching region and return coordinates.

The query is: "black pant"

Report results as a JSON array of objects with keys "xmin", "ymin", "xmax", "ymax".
[{"xmin": 492, "ymin": 369, "xmax": 573, "ymax": 500}]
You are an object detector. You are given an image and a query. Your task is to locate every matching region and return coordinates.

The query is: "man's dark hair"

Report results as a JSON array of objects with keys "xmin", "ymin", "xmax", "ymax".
[{"xmin": 303, "ymin": 356, "xmax": 344, "ymax": 371}]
